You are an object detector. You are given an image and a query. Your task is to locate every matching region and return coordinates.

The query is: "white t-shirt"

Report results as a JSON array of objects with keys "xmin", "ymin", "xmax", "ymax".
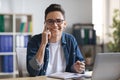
[{"xmin": 46, "ymin": 41, "xmax": 66, "ymax": 75}]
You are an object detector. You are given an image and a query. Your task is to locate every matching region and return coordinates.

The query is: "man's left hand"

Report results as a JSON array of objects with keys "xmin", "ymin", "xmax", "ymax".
[{"xmin": 73, "ymin": 60, "xmax": 85, "ymax": 73}]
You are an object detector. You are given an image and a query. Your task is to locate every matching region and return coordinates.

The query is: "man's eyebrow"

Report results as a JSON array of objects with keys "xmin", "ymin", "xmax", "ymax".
[{"xmin": 47, "ymin": 19, "xmax": 64, "ymax": 20}]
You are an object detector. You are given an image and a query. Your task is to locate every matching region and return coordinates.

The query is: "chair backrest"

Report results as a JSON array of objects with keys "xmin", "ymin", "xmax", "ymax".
[{"xmin": 16, "ymin": 48, "xmax": 29, "ymax": 77}]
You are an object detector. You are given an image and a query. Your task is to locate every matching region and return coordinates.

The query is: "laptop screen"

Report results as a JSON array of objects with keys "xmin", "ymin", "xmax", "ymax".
[{"xmin": 92, "ymin": 53, "xmax": 120, "ymax": 80}]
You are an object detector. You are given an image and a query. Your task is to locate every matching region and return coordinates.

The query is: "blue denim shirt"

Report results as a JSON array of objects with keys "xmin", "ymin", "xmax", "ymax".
[{"xmin": 27, "ymin": 32, "xmax": 84, "ymax": 76}]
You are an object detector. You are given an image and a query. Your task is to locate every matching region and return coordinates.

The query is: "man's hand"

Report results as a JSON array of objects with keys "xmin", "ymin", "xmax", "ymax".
[
  {"xmin": 73, "ymin": 60, "xmax": 85, "ymax": 73},
  {"xmin": 36, "ymin": 25, "xmax": 51, "ymax": 64},
  {"xmin": 41, "ymin": 25, "xmax": 51, "ymax": 45}
]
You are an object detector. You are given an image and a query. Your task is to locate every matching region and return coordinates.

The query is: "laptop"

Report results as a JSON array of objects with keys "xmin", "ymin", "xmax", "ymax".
[{"xmin": 91, "ymin": 53, "xmax": 120, "ymax": 80}]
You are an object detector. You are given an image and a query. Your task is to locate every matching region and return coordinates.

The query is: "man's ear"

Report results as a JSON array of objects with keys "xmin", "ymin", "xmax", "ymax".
[{"xmin": 63, "ymin": 21, "xmax": 67, "ymax": 29}]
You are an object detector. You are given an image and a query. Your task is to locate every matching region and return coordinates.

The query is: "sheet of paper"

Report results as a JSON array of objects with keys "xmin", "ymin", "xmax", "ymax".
[{"xmin": 47, "ymin": 72, "xmax": 91, "ymax": 79}]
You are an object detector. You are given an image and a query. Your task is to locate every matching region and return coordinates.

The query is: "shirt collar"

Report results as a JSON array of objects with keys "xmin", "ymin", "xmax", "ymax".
[{"xmin": 61, "ymin": 32, "xmax": 67, "ymax": 45}]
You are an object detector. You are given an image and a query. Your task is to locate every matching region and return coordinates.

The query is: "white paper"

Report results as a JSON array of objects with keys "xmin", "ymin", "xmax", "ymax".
[{"xmin": 47, "ymin": 72, "xmax": 91, "ymax": 79}]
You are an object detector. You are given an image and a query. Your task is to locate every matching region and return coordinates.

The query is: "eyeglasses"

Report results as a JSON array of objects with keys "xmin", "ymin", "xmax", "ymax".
[{"xmin": 46, "ymin": 19, "xmax": 64, "ymax": 25}]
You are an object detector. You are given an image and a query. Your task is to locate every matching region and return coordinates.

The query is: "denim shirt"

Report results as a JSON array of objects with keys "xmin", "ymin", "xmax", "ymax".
[{"xmin": 27, "ymin": 32, "xmax": 84, "ymax": 77}]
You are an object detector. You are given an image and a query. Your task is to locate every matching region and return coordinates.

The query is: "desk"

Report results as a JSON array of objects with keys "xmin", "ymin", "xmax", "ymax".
[
  {"xmin": 0, "ymin": 76, "xmax": 58, "ymax": 80},
  {"xmin": 0, "ymin": 76, "xmax": 91, "ymax": 80}
]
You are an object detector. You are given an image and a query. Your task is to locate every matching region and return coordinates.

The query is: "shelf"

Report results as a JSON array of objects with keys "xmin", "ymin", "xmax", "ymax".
[
  {"xmin": 15, "ymin": 32, "xmax": 32, "ymax": 35},
  {"xmin": 0, "ymin": 52, "xmax": 16, "ymax": 56},
  {"xmin": 0, "ymin": 13, "xmax": 33, "ymax": 78},
  {"xmin": 0, "ymin": 33, "xmax": 13, "ymax": 35},
  {"xmin": 0, "ymin": 32, "xmax": 32, "ymax": 35},
  {"xmin": 0, "ymin": 72, "xmax": 15, "ymax": 76},
  {"xmin": 0, "ymin": 70, "xmax": 18, "ymax": 75},
  {"xmin": 72, "ymin": 23, "xmax": 96, "ymax": 71}
]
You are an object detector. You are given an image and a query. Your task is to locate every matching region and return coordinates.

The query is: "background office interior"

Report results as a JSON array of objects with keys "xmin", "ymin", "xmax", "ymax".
[
  {"xmin": 0, "ymin": 0, "xmax": 117, "ymax": 50},
  {"xmin": 1, "ymin": 0, "xmax": 119, "ymax": 51},
  {"xmin": 0, "ymin": 0, "xmax": 120, "ymax": 78}
]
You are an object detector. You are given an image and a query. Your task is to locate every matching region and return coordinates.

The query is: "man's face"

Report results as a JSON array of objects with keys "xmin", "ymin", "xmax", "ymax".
[{"xmin": 45, "ymin": 11, "xmax": 67, "ymax": 38}]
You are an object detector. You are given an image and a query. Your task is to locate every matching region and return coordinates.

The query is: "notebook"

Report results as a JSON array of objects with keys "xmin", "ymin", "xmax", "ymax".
[
  {"xmin": 47, "ymin": 71, "xmax": 92, "ymax": 79},
  {"xmin": 91, "ymin": 53, "xmax": 120, "ymax": 80}
]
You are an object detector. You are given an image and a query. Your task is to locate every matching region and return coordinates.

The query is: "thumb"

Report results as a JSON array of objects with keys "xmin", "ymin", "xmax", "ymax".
[
  {"xmin": 75, "ymin": 60, "xmax": 81, "ymax": 65},
  {"xmin": 75, "ymin": 60, "xmax": 85, "ymax": 65}
]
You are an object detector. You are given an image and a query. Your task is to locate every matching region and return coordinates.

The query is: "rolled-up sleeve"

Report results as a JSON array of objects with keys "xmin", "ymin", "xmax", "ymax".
[{"xmin": 29, "ymin": 56, "xmax": 43, "ymax": 70}]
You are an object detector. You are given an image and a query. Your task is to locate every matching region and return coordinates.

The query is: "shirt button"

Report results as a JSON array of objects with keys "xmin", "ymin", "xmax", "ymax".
[{"xmin": 44, "ymin": 70, "xmax": 46, "ymax": 72}]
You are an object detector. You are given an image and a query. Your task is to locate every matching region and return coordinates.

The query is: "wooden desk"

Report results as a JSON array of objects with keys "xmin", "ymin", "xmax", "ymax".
[
  {"xmin": 0, "ymin": 76, "xmax": 60, "ymax": 80},
  {"xmin": 0, "ymin": 76, "xmax": 91, "ymax": 80}
]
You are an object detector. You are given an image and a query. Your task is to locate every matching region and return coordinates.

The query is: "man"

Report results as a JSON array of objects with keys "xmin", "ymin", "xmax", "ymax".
[{"xmin": 27, "ymin": 3, "xmax": 85, "ymax": 76}]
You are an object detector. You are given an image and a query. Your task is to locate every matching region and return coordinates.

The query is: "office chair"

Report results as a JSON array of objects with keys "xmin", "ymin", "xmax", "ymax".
[{"xmin": 16, "ymin": 48, "xmax": 29, "ymax": 77}]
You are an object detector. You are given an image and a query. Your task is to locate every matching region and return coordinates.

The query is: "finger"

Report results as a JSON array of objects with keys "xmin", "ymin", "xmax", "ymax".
[
  {"xmin": 43, "ymin": 24, "xmax": 48, "ymax": 32},
  {"xmin": 76, "ymin": 63, "xmax": 85, "ymax": 70},
  {"xmin": 80, "ymin": 65, "xmax": 85, "ymax": 68},
  {"xmin": 75, "ymin": 61, "xmax": 81, "ymax": 64},
  {"xmin": 81, "ymin": 62, "xmax": 85, "ymax": 66},
  {"xmin": 80, "ymin": 66, "xmax": 85, "ymax": 70},
  {"xmin": 47, "ymin": 30, "xmax": 51, "ymax": 39},
  {"xmin": 76, "ymin": 68, "xmax": 84, "ymax": 73},
  {"xmin": 78, "ymin": 66, "xmax": 85, "ymax": 73},
  {"xmin": 78, "ymin": 67, "xmax": 84, "ymax": 71},
  {"xmin": 75, "ymin": 61, "xmax": 85, "ymax": 65}
]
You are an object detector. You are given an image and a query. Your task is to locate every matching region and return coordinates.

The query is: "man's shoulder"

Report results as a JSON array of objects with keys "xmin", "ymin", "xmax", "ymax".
[
  {"xmin": 62, "ymin": 32, "xmax": 76, "ymax": 43},
  {"xmin": 32, "ymin": 33, "xmax": 42, "ymax": 38},
  {"xmin": 63, "ymin": 32, "xmax": 75, "ymax": 39},
  {"xmin": 30, "ymin": 33, "xmax": 42, "ymax": 41},
  {"xmin": 63, "ymin": 32, "xmax": 74, "ymax": 37}
]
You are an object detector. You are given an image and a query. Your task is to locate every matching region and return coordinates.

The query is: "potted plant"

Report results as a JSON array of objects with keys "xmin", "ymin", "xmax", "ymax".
[{"xmin": 107, "ymin": 9, "xmax": 120, "ymax": 52}]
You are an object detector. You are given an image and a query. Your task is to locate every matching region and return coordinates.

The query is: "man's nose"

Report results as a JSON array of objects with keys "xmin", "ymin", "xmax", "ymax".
[{"xmin": 52, "ymin": 22, "xmax": 58, "ymax": 26}]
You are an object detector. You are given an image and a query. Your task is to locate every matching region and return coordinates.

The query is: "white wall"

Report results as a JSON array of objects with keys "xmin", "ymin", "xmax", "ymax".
[{"xmin": 0, "ymin": 0, "xmax": 92, "ymax": 35}]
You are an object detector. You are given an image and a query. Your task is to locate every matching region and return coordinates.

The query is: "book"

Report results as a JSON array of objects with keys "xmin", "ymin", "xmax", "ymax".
[
  {"xmin": 0, "ymin": 15, "xmax": 5, "ymax": 32},
  {"xmin": 8, "ymin": 55, "xmax": 13, "ymax": 72},
  {"xmin": 20, "ymin": 22, "xmax": 25, "ymax": 32},
  {"xmin": 0, "ymin": 35, "xmax": 13, "ymax": 72},
  {"xmin": 24, "ymin": 35, "xmax": 30, "ymax": 47},
  {"xmin": 2, "ymin": 56, "xmax": 9, "ymax": 72},
  {"xmin": 28, "ymin": 21, "xmax": 32, "ymax": 32},
  {"xmin": 73, "ymin": 28, "xmax": 96, "ymax": 45},
  {"xmin": 73, "ymin": 29, "xmax": 84, "ymax": 45},
  {"xmin": 16, "ymin": 35, "xmax": 30, "ymax": 48}
]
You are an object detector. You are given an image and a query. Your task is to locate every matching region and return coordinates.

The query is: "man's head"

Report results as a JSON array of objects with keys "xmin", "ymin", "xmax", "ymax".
[
  {"xmin": 45, "ymin": 4, "xmax": 65, "ymax": 20},
  {"xmin": 44, "ymin": 4, "xmax": 67, "ymax": 42}
]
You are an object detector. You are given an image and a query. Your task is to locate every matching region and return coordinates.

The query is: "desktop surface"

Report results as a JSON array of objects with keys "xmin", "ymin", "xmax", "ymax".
[{"xmin": 0, "ymin": 76, "xmax": 91, "ymax": 80}]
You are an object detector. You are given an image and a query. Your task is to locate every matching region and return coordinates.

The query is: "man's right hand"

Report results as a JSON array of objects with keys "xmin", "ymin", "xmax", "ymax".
[{"xmin": 41, "ymin": 25, "xmax": 51, "ymax": 45}]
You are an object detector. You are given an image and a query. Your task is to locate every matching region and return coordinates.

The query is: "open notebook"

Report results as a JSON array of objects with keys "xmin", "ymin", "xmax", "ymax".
[{"xmin": 47, "ymin": 71, "xmax": 92, "ymax": 79}]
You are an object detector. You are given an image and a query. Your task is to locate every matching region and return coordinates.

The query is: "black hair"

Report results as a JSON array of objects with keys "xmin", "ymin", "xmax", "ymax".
[{"xmin": 45, "ymin": 4, "xmax": 65, "ymax": 20}]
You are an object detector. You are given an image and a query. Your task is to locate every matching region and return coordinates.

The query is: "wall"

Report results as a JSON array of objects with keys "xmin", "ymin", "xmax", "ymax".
[{"xmin": 0, "ymin": 0, "xmax": 92, "ymax": 35}]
